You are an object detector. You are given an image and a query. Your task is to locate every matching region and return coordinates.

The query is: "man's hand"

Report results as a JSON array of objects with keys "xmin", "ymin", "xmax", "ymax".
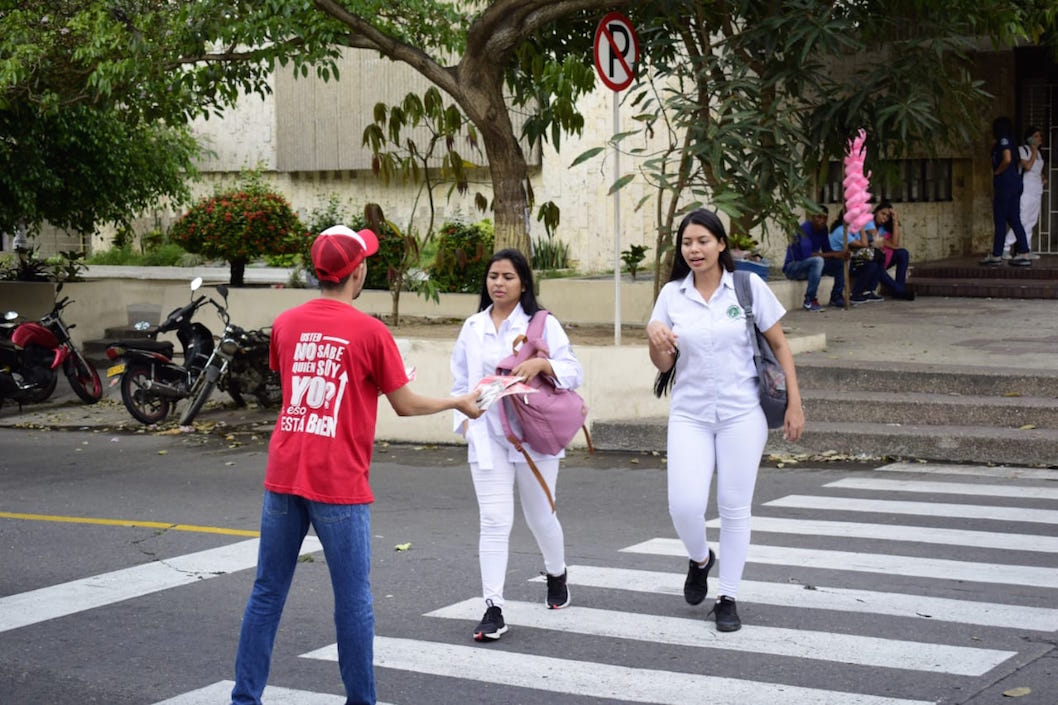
[{"xmin": 456, "ymin": 391, "xmax": 485, "ymax": 419}]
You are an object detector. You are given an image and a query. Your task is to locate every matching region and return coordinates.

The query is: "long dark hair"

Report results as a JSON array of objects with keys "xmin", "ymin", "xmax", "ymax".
[
  {"xmin": 476, "ymin": 248, "xmax": 542, "ymax": 314},
  {"xmin": 993, "ymin": 116, "xmax": 1013, "ymax": 141},
  {"xmin": 872, "ymin": 200, "xmax": 893, "ymax": 228},
  {"xmin": 654, "ymin": 209, "xmax": 733, "ymax": 397}
]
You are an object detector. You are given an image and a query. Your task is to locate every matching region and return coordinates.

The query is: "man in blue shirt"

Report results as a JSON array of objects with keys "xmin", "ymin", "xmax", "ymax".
[{"xmin": 783, "ymin": 205, "xmax": 848, "ymax": 309}]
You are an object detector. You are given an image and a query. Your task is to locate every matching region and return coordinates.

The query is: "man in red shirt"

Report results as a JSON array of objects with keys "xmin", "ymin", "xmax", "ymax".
[{"xmin": 232, "ymin": 225, "xmax": 483, "ymax": 705}]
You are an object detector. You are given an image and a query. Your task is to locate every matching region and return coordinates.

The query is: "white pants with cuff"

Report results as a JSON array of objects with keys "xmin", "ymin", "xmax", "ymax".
[
  {"xmin": 666, "ymin": 407, "xmax": 767, "ymax": 599},
  {"xmin": 471, "ymin": 435, "xmax": 565, "ymax": 607}
]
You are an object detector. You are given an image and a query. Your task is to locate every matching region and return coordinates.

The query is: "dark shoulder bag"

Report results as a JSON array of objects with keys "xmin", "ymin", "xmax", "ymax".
[{"xmin": 733, "ymin": 270, "xmax": 788, "ymax": 429}]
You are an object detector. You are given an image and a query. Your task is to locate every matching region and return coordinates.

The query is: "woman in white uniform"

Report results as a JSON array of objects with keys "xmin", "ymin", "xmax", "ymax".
[
  {"xmin": 1005, "ymin": 125, "xmax": 1047, "ymax": 258},
  {"xmin": 647, "ymin": 209, "xmax": 805, "ymax": 632},
  {"xmin": 451, "ymin": 248, "xmax": 584, "ymax": 642}
]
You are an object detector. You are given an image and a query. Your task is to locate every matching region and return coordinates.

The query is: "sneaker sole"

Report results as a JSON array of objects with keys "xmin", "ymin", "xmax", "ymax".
[{"xmin": 473, "ymin": 624, "xmax": 509, "ymax": 641}]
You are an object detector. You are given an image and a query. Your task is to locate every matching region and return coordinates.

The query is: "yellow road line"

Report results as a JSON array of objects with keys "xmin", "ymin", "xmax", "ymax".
[{"xmin": 0, "ymin": 511, "xmax": 259, "ymax": 537}]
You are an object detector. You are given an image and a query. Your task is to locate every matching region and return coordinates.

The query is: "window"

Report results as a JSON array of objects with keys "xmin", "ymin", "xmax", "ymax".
[{"xmin": 819, "ymin": 159, "xmax": 953, "ymax": 204}]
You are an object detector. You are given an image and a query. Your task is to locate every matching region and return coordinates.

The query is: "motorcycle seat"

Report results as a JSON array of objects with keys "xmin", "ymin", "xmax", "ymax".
[{"xmin": 114, "ymin": 339, "xmax": 175, "ymax": 356}]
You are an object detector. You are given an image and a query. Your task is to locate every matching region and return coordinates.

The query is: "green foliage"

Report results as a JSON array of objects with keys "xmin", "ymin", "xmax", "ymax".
[
  {"xmin": 621, "ymin": 244, "xmax": 649, "ymax": 281},
  {"xmin": 0, "ymin": 247, "xmax": 85, "ymax": 282},
  {"xmin": 531, "ymin": 236, "xmax": 570, "ymax": 271},
  {"xmin": 429, "ymin": 220, "xmax": 495, "ymax": 294},
  {"xmin": 168, "ymin": 179, "xmax": 309, "ymax": 285},
  {"xmin": 86, "ymin": 242, "xmax": 194, "ymax": 267}
]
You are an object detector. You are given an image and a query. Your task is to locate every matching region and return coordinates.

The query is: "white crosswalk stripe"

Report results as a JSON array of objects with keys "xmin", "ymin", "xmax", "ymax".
[
  {"xmin": 300, "ymin": 637, "xmax": 933, "ymax": 705},
  {"xmin": 706, "ymin": 515, "xmax": 1058, "ymax": 552},
  {"xmin": 422, "ymin": 598, "xmax": 1014, "ymax": 675},
  {"xmin": 622, "ymin": 538, "xmax": 1058, "ymax": 588},
  {"xmin": 530, "ymin": 565, "xmax": 1058, "ymax": 631},
  {"xmin": 824, "ymin": 476, "xmax": 1058, "ymax": 500},
  {"xmin": 764, "ymin": 494, "xmax": 1058, "ymax": 524},
  {"xmin": 0, "ymin": 537, "xmax": 322, "ymax": 634}
]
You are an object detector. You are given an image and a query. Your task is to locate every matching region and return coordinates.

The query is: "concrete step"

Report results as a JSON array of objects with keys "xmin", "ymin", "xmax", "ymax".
[
  {"xmin": 802, "ymin": 389, "xmax": 1058, "ymax": 429},
  {"xmin": 911, "ymin": 276, "xmax": 1058, "ymax": 299},
  {"xmin": 592, "ymin": 361, "xmax": 1058, "ymax": 466},
  {"xmin": 795, "ymin": 359, "xmax": 1058, "ymax": 397},
  {"xmin": 591, "ymin": 418, "xmax": 1058, "ymax": 467}
]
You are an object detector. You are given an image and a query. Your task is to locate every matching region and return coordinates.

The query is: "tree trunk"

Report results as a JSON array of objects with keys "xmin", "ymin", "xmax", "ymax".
[
  {"xmin": 456, "ymin": 67, "xmax": 531, "ymax": 256},
  {"xmin": 230, "ymin": 258, "xmax": 246, "ymax": 287}
]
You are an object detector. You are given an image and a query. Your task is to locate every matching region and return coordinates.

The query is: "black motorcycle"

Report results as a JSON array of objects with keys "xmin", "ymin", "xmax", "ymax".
[
  {"xmin": 0, "ymin": 283, "xmax": 103, "ymax": 407},
  {"xmin": 179, "ymin": 285, "xmax": 280, "ymax": 426},
  {"xmin": 105, "ymin": 278, "xmax": 279, "ymax": 425}
]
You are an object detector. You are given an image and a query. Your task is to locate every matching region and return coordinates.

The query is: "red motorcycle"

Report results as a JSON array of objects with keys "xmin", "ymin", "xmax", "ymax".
[{"xmin": 0, "ymin": 283, "xmax": 103, "ymax": 406}]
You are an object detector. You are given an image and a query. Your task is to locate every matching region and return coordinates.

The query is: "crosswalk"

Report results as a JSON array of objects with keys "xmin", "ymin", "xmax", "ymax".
[{"xmin": 5, "ymin": 462, "xmax": 1056, "ymax": 704}]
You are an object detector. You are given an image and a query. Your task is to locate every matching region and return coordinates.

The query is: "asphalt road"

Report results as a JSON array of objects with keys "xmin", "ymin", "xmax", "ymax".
[{"xmin": 1, "ymin": 428, "xmax": 1056, "ymax": 705}]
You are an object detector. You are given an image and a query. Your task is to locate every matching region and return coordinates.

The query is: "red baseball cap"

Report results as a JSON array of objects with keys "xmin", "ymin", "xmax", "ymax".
[{"xmin": 310, "ymin": 225, "xmax": 380, "ymax": 283}]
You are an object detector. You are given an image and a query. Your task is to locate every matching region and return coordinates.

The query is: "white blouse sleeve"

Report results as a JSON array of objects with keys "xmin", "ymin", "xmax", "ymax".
[
  {"xmin": 450, "ymin": 318, "xmax": 474, "ymax": 433},
  {"xmin": 749, "ymin": 274, "xmax": 787, "ymax": 332}
]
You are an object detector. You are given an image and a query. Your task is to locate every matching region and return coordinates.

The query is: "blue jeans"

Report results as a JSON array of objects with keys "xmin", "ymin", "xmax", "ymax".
[
  {"xmin": 783, "ymin": 257, "xmax": 824, "ymax": 302},
  {"xmin": 993, "ymin": 183, "xmax": 1029, "ymax": 256},
  {"xmin": 232, "ymin": 492, "xmax": 375, "ymax": 705}
]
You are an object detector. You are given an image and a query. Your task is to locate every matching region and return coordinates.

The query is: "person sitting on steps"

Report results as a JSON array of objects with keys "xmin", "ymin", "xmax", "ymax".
[{"xmin": 784, "ymin": 204, "xmax": 848, "ymax": 309}]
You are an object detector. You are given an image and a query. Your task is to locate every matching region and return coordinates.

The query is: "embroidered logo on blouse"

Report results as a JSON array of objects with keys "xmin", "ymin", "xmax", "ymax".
[{"xmin": 726, "ymin": 305, "xmax": 741, "ymax": 319}]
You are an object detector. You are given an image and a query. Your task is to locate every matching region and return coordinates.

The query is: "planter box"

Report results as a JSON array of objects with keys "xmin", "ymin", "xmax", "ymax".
[{"xmin": 734, "ymin": 258, "xmax": 770, "ymax": 280}]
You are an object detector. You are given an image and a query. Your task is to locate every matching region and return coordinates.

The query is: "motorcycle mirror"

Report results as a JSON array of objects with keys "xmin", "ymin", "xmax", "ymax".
[
  {"xmin": 3, "ymin": 311, "xmax": 17, "ymax": 322},
  {"xmin": 190, "ymin": 276, "xmax": 203, "ymax": 293},
  {"xmin": 56, "ymin": 282, "xmax": 64, "ymax": 294},
  {"xmin": 133, "ymin": 321, "xmax": 152, "ymax": 331},
  {"xmin": 217, "ymin": 284, "xmax": 229, "ymax": 300}
]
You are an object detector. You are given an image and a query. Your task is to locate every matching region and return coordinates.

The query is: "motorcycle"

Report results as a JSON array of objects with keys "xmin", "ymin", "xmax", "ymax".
[
  {"xmin": 178, "ymin": 284, "xmax": 281, "ymax": 426},
  {"xmin": 0, "ymin": 282, "xmax": 103, "ymax": 407},
  {"xmin": 105, "ymin": 278, "xmax": 279, "ymax": 425}
]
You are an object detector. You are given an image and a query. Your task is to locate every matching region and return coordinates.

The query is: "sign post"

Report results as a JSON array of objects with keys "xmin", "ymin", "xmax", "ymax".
[{"xmin": 593, "ymin": 12, "xmax": 639, "ymax": 346}]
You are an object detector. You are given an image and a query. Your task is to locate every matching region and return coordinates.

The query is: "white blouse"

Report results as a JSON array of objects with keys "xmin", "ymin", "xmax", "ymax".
[
  {"xmin": 450, "ymin": 303, "xmax": 584, "ymax": 469},
  {"xmin": 650, "ymin": 270, "xmax": 785, "ymax": 423}
]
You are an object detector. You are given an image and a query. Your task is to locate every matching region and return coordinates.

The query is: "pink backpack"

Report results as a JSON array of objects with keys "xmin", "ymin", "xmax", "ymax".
[{"xmin": 496, "ymin": 310, "xmax": 592, "ymax": 510}]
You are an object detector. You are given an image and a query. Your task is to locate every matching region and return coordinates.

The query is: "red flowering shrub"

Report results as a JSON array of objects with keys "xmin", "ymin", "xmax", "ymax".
[{"xmin": 169, "ymin": 188, "xmax": 311, "ymax": 285}]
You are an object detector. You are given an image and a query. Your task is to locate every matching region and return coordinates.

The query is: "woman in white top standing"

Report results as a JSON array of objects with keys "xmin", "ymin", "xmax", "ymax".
[
  {"xmin": 1005, "ymin": 125, "xmax": 1047, "ymax": 259},
  {"xmin": 647, "ymin": 209, "xmax": 805, "ymax": 632},
  {"xmin": 451, "ymin": 248, "xmax": 584, "ymax": 642}
]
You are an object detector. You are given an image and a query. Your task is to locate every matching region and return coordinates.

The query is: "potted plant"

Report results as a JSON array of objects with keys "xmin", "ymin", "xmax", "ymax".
[{"xmin": 728, "ymin": 233, "xmax": 770, "ymax": 278}]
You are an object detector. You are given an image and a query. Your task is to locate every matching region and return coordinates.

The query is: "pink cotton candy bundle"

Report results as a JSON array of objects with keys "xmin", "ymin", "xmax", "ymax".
[{"xmin": 843, "ymin": 129, "xmax": 873, "ymax": 234}]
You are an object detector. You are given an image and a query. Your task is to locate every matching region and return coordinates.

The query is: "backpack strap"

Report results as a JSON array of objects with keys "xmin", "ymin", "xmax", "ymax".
[
  {"xmin": 733, "ymin": 270, "xmax": 764, "ymax": 362},
  {"xmin": 496, "ymin": 309, "xmax": 557, "ymax": 512}
]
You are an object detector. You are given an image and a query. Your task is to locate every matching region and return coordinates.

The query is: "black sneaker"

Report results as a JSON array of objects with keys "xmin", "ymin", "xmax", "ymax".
[
  {"xmin": 473, "ymin": 599, "xmax": 508, "ymax": 641},
  {"xmin": 863, "ymin": 292, "xmax": 884, "ymax": 302},
  {"xmin": 546, "ymin": 570, "xmax": 571, "ymax": 609},
  {"xmin": 683, "ymin": 549, "xmax": 715, "ymax": 605},
  {"xmin": 711, "ymin": 595, "xmax": 741, "ymax": 632}
]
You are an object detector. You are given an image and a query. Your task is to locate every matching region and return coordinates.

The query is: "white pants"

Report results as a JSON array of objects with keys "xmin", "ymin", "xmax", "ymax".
[
  {"xmin": 666, "ymin": 407, "xmax": 767, "ymax": 598},
  {"xmin": 470, "ymin": 436, "xmax": 565, "ymax": 607},
  {"xmin": 1006, "ymin": 186, "xmax": 1043, "ymax": 251}
]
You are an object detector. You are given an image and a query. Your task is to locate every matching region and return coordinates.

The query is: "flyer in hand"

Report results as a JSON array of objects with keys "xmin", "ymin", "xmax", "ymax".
[{"xmin": 474, "ymin": 374, "xmax": 537, "ymax": 411}]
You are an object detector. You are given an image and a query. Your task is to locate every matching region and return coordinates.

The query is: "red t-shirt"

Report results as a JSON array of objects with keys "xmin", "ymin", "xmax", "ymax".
[{"xmin": 265, "ymin": 298, "xmax": 408, "ymax": 504}]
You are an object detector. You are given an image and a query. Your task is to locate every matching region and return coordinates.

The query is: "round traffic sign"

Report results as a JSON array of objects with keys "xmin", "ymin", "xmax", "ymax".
[{"xmin": 593, "ymin": 12, "xmax": 639, "ymax": 92}]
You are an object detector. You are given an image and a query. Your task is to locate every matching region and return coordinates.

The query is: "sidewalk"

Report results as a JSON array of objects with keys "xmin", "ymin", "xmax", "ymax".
[{"xmin": 2, "ymin": 295, "xmax": 1056, "ymax": 442}]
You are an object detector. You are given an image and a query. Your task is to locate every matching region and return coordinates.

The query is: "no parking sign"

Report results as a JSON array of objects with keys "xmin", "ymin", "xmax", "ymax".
[{"xmin": 593, "ymin": 12, "xmax": 639, "ymax": 92}]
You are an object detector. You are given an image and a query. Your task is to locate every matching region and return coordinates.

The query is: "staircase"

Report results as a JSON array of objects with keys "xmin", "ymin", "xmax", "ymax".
[
  {"xmin": 591, "ymin": 359, "xmax": 1058, "ymax": 467},
  {"xmin": 911, "ymin": 254, "xmax": 1058, "ymax": 299}
]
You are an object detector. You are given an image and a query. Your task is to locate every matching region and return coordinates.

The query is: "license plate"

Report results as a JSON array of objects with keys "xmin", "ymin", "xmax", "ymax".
[{"xmin": 106, "ymin": 363, "xmax": 126, "ymax": 378}]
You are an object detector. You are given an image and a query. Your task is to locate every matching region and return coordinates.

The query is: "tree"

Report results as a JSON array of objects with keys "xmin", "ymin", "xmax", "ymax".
[
  {"xmin": 580, "ymin": 0, "xmax": 1058, "ymax": 296},
  {"xmin": 168, "ymin": 175, "xmax": 310, "ymax": 286},
  {"xmin": 0, "ymin": 1, "xmax": 338, "ymax": 240}
]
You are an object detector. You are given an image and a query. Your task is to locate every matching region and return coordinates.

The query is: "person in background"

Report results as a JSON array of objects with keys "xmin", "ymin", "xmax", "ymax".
[
  {"xmin": 829, "ymin": 212, "xmax": 884, "ymax": 304},
  {"xmin": 870, "ymin": 201, "xmax": 915, "ymax": 300},
  {"xmin": 231, "ymin": 226, "xmax": 483, "ymax": 705},
  {"xmin": 1004, "ymin": 125, "xmax": 1046, "ymax": 260},
  {"xmin": 450, "ymin": 248, "xmax": 584, "ymax": 642},
  {"xmin": 982, "ymin": 116, "xmax": 1032, "ymax": 267},
  {"xmin": 647, "ymin": 209, "xmax": 804, "ymax": 633},
  {"xmin": 787, "ymin": 204, "xmax": 848, "ymax": 309}
]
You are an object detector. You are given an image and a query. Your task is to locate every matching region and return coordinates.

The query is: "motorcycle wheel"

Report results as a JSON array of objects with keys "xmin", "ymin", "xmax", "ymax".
[
  {"xmin": 21, "ymin": 372, "xmax": 58, "ymax": 404},
  {"xmin": 254, "ymin": 372, "xmax": 283, "ymax": 408},
  {"xmin": 64, "ymin": 352, "xmax": 102, "ymax": 403},
  {"xmin": 179, "ymin": 365, "xmax": 220, "ymax": 426},
  {"xmin": 120, "ymin": 364, "xmax": 171, "ymax": 425}
]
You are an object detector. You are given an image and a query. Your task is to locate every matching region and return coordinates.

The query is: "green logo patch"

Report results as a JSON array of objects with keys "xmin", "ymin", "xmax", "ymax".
[{"xmin": 727, "ymin": 305, "xmax": 741, "ymax": 319}]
